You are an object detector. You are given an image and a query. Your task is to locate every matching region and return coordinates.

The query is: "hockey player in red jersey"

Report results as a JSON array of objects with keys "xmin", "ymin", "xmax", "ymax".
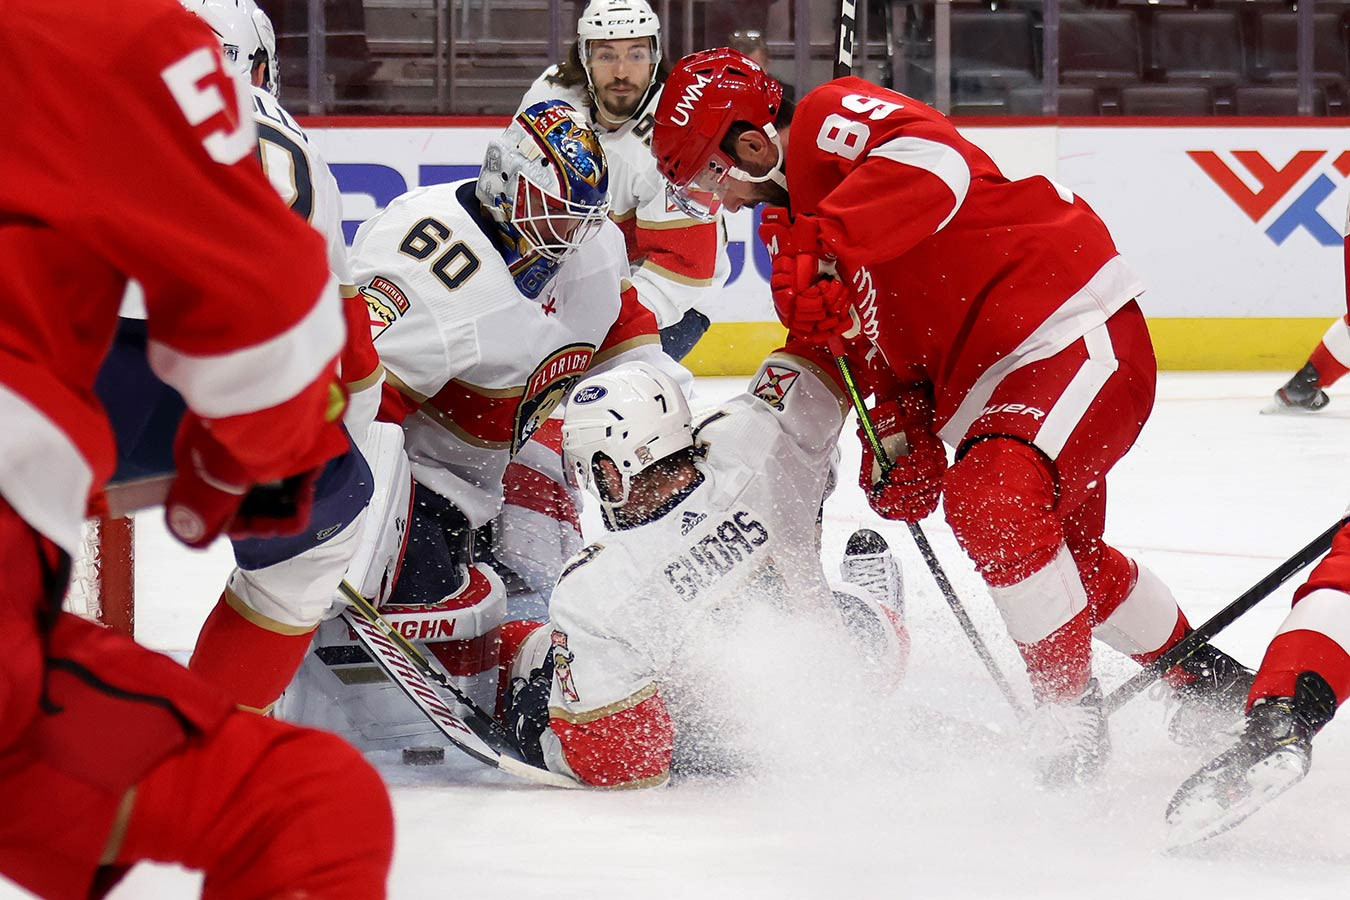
[
  {"xmin": 0, "ymin": 2, "xmax": 392, "ymax": 897},
  {"xmin": 1165, "ymin": 520, "xmax": 1347, "ymax": 845},
  {"xmin": 651, "ymin": 49, "xmax": 1252, "ymax": 785},
  {"xmin": 1266, "ymin": 197, "xmax": 1350, "ymax": 413}
]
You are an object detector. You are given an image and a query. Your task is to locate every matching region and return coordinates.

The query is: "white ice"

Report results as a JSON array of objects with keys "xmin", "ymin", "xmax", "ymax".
[{"xmin": 5, "ymin": 372, "xmax": 1350, "ymax": 899}]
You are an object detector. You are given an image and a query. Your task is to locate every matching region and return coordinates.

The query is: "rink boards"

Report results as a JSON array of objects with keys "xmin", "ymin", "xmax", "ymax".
[{"xmin": 302, "ymin": 116, "xmax": 1350, "ymax": 374}]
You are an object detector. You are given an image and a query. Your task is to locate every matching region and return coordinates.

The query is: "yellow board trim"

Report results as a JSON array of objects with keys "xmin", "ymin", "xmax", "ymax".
[{"xmin": 681, "ymin": 318, "xmax": 1334, "ymax": 377}]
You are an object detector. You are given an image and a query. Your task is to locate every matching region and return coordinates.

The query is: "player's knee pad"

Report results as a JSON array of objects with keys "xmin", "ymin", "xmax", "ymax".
[
  {"xmin": 944, "ymin": 437, "xmax": 1062, "ymax": 585},
  {"xmin": 345, "ymin": 421, "xmax": 414, "ymax": 606},
  {"xmin": 1092, "ymin": 559, "xmax": 1182, "ymax": 656}
]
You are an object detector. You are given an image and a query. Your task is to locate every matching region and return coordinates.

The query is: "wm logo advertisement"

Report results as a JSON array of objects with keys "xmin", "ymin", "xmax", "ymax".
[{"xmin": 1189, "ymin": 149, "xmax": 1350, "ymax": 246}]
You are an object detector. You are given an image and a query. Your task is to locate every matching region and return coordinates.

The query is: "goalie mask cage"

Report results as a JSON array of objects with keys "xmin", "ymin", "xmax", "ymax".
[{"xmin": 64, "ymin": 516, "xmax": 135, "ymax": 636}]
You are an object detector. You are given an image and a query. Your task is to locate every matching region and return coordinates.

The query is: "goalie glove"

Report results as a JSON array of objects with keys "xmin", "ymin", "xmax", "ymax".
[
  {"xmin": 858, "ymin": 390, "xmax": 947, "ymax": 523},
  {"xmin": 759, "ymin": 207, "xmax": 854, "ymax": 344},
  {"xmin": 164, "ymin": 413, "xmax": 324, "ymax": 548}
]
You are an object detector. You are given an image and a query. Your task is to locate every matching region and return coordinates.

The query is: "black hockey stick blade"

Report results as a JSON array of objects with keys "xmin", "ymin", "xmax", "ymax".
[
  {"xmin": 835, "ymin": 0, "xmax": 857, "ymax": 78},
  {"xmin": 1104, "ymin": 517, "xmax": 1347, "ymax": 715}
]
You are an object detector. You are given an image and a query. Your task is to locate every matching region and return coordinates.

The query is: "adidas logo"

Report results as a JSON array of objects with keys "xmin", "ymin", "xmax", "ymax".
[{"xmin": 680, "ymin": 511, "xmax": 706, "ymax": 535}]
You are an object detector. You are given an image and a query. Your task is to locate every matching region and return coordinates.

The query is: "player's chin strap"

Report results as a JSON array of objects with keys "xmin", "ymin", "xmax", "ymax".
[{"xmin": 728, "ymin": 124, "xmax": 788, "ymax": 191}]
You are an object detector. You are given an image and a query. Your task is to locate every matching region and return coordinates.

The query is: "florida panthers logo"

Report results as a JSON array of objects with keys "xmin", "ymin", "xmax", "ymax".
[
  {"xmin": 551, "ymin": 630, "xmax": 580, "ymax": 703},
  {"xmin": 514, "ymin": 343, "xmax": 595, "ymax": 455}
]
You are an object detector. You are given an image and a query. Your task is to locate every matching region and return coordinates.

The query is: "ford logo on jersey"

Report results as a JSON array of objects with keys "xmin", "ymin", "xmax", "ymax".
[{"xmin": 573, "ymin": 385, "xmax": 607, "ymax": 404}]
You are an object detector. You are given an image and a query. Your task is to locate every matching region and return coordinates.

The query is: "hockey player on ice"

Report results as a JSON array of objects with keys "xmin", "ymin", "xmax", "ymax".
[
  {"xmin": 1266, "ymin": 195, "xmax": 1350, "ymax": 413},
  {"xmin": 651, "ymin": 48, "xmax": 1255, "ymax": 786},
  {"xmin": 496, "ymin": 359, "xmax": 910, "ymax": 788},
  {"xmin": 96, "ymin": 0, "xmax": 392, "ymax": 717},
  {"xmin": 518, "ymin": 0, "xmax": 728, "ymax": 362},
  {"xmin": 1166, "ymin": 519, "xmax": 1349, "ymax": 846},
  {"xmin": 286, "ymin": 100, "xmax": 693, "ymax": 722},
  {"xmin": 0, "ymin": 1, "xmax": 392, "ymax": 895}
]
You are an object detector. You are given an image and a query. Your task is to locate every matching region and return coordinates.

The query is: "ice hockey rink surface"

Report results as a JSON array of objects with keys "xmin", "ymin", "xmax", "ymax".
[{"xmin": 4, "ymin": 372, "xmax": 1349, "ymax": 899}]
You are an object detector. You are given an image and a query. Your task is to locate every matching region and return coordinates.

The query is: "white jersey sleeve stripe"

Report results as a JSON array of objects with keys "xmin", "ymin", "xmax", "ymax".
[
  {"xmin": 0, "ymin": 384, "xmax": 94, "ymax": 555},
  {"xmin": 147, "ymin": 275, "xmax": 344, "ymax": 418},
  {"xmin": 867, "ymin": 136, "xmax": 970, "ymax": 232}
]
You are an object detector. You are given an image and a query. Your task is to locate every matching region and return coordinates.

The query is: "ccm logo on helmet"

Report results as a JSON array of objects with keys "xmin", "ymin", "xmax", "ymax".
[
  {"xmin": 668, "ymin": 72, "xmax": 713, "ymax": 127},
  {"xmin": 573, "ymin": 385, "xmax": 608, "ymax": 403}
]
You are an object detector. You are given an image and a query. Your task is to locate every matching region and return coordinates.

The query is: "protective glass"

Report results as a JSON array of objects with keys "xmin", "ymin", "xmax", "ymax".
[
  {"xmin": 513, "ymin": 175, "xmax": 610, "ymax": 262},
  {"xmin": 667, "ymin": 150, "xmax": 732, "ymax": 222}
]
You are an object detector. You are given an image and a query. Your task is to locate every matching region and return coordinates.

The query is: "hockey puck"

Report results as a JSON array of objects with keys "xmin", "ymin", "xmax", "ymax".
[{"xmin": 402, "ymin": 746, "xmax": 445, "ymax": 766}]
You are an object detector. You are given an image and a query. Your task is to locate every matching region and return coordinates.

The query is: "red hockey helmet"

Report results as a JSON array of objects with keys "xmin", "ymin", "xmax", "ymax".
[{"xmin": 652, "ymin": 48, "xmax": 783, "ymax": 220}]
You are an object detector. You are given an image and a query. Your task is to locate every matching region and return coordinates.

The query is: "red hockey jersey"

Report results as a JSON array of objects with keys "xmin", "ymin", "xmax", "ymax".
[
  {"xmin": 787, "ymin": 78, "xmax": 1145, "ymax": 441},
  {"xmin": 0, "ymin": 0, "xmax": 347, "ymax": 555}
]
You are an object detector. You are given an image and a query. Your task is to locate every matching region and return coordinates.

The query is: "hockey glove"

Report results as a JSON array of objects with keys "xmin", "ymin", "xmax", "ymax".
[
  {"xmin": 858, "ymin": 396, "xmax": 947, "ymax": 523},
  {"xmin": 503, "ymin": 651, "xmax": 555, "ymax": 768},
  {"xmin": 759, "ymin": 208, "xmax": 854, "ymax": 344},
  {"xmin": 165, "ymin": 414, "xmax": 322, "ymax": 549}
]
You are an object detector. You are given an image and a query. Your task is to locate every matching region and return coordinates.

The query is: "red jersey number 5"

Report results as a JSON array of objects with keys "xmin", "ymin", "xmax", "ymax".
[{"xmin": 161, "ymin": 47, "xmax": 255, "ymax": 165}]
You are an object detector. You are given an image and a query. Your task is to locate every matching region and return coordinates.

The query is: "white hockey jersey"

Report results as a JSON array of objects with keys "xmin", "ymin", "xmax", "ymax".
[
  {"xmin": 350, "ymin": 179, "xmax": 690, "ymax": 527},
  {"xmin": 534, "ymin": 355, "xmax": 901, "ymax": 787},
  {"xmin": 518, "ymin": 71, "xmax": 728, "ymax": 328}
]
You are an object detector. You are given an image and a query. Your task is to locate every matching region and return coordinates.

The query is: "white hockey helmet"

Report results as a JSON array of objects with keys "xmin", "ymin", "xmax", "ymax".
[
  {"xmin": 251, "ymin": 2, "xmax": 279, "ymax": 96},
  {"xmin": 181, "ymin": 0, "xmax": 272, "ymax": 90},
  {"xmin": 577, "ymin": 0, "xmax": 662, "ymax": 118},
  {"xmin": 562, "ymin": 362, "xmax": 693, "ymax": 508}
]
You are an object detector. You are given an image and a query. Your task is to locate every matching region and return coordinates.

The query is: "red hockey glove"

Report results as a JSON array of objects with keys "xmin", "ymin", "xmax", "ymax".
[
  {"xmin": 858, "ymin": 399, "xmax": 947, "ymax": 523},
  {"xmin": 165, "ymin": 414, "xmax": 323, "ymax": 548},
  {"xmin": 759, "ymin": 208, "xmax": 853, "ymax": 344}
]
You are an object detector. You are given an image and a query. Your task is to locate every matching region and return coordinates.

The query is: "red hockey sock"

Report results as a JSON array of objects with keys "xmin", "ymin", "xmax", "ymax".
[
  {"xmin": 1249, "ymin": 630, "xmax": 1350, "ymax": 709},
  {"xmin": 1018, "ymin": 611, "xmax": 1093, "ymax": 703},
  {"xmin": 1310, "ymin": 343, "xmax": 1350, "ymax": 388},
  {"xmin": 188, "ymin": 591, "xmax": 317, "ymax": 713}
]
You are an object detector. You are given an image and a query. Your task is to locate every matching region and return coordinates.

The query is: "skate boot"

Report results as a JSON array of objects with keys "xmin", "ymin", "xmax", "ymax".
[
  {"xmin": 1165, "ymin": 671, "xmax": 1336, "ymax": 848},
  {"xmin": 1027, "ymin": 678, "xmax": 1110, "ymax": 788},
  {"xmin": 839, "ymin": 528, "xmax": 904, "ymax": 615},
  {"xmin": 1166, "ymin": 643, "xmax": 1256, "ymax": 748},
  {"xmin": 1266, "ymin": 362, "xmax": 1330, "ymax": 414}
]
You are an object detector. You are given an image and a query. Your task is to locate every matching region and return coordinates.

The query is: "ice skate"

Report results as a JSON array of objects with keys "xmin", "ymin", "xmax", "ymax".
[
  {"xmin": 839, "ymin": 528, "xmax": 904, "ymax": 615},
  {"xmin": 1263, "ymin": 362, "xmax": 1330, "ymax": 414},
  {"xmin": 1026, "ymin": 678, "xmax": 1109, "ymax": 787},
  {"xmin": 1166, "ymin": 643, "xmax": 1256, "ymax": 748},
  {"xmin": 1165, "ymin": 672, "xmax": 1336, "ymax": 848}
]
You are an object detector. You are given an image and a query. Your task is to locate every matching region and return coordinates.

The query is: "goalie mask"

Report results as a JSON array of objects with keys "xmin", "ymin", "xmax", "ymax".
[
  {"xmin": 181, "ymin": 0, "xmax": 274, "ymax": 93},
  {"xmin": 652, "ymin": 48, "xmax": 784, "ymax": 222},
  {"xmin": 476, "ymin": 100, "xmax": 611, "ymax": 299},
  {"xmin": 562, "ymin": 363, "xmax": 693, "ymax": 509}
]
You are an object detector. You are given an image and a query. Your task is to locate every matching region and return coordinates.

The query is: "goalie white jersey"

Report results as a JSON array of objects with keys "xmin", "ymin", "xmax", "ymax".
[
  {"xmin": 519, "ymin": 73, "xmax": 728, "ymax": 328},
  {"xmin": 349, "ymin": 179, "xmax": 686, "ymax": 526},
  {"xmin": 535, "ymin": 356, "xmax": 883, "ymax": 785}
]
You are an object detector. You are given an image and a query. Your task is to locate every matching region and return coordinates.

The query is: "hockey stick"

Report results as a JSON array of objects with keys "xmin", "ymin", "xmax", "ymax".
[
  {"xmin": 336, "ymin": 580, "xmax": 580, "ymax": 788},
  {"xmin": 1104, "ymin": 518, "xmax": 1346, "ymax": 715},
  {"xmin": 827, "ymin": 0, "xmax": 1026, "ymax": 720}
]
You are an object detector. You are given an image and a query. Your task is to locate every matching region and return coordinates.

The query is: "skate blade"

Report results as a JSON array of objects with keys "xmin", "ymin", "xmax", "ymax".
[
  {"xmin": 1260, "ymin": 397, "xmax": 1326, "ymax": 416},
  {"xmin": 1164, "ymin": 751, "xmax": 1307, "ymax": 849}
]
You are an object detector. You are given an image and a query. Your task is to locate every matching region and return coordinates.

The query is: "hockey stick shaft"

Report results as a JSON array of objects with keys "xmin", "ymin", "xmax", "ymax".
[
  {"xmin": 337, "ymin": 579, "xmax": 518, "ymax": 748},
  {"xmin": 1104, "ymin": 517, "xmax": 1346, "ymax": 715},
  {"xmin": 826, "ymin": 334, "xmax": 1028, "ymax": 719}
]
